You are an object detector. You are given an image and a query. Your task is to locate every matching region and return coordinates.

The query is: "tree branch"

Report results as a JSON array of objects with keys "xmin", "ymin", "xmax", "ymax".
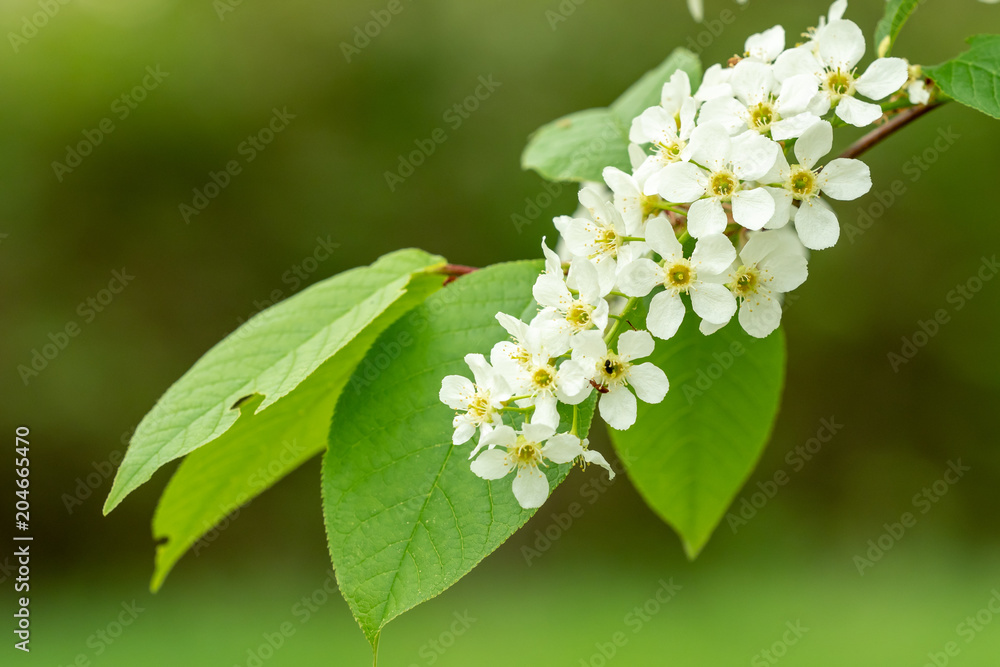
[{"xmin": 838, "ymin": 102, "xmax": 945, "ymax": 161}]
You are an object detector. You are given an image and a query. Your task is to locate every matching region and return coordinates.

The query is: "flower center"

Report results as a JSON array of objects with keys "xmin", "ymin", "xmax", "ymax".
[
  {"xmin": 468, "ymin": 395, "xmax": 492, "ymax": 422},
  {"xmin": 566, "ymin": 301, "xmax": 593, "ymax": 330},
  {"xmin": 664, "ymin": 259, "xmax": 695, "ymax": 292},
  {"xmin": 747, "ymin": 100, "xmax": 779, "ymax": 133},
  {"xmin": 511, "ymin": 437, "xmax": 543, "ymax": 468},
  {"xmin": 710, "ymin": 171, "xmax": 738, "ymax": 198},
  {"xmin": 657, "ymin": 140, "xmax": 684, "ymax": 161},
  {"xmin": 823, "ymin": 69, "xmax": 856, "ymax": 100},
  {"xmin": 597, "ymin": 353, "xmax": 628, "ymax": 386},
  {"xmin": 788, "ymin": 166, "xmax": 817, "ymax": 199},
  {"xmin": 593, "ymin": 227, "xmax": 619, "ymax": 258},
  {"xmin": 531, "ymin": 365, "xmax": 557, "ymax": 390},
  {"xmin": 732, "ymin": 265, "xmax": 761, "ymax": 298}
]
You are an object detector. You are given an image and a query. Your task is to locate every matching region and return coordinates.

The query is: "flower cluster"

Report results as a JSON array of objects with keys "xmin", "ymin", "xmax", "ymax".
[{"xmin": 442, "ymin": 1, "xmax": 926, "ymax": 509}]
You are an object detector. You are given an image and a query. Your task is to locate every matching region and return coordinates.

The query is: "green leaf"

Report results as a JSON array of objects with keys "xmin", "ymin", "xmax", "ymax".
[
  {"xmin": 322, "ymin": 261, "xmax": 599, "ymax": 649},
  {"xmin": 874, "ymin": 0, "xmax": 921, "ymax": 57},
  {"xmin": 104, "ymin": 249, "xmax": 446, "ymax": 515},
  {"xmin": 521, "ymin": 48, "xmax": 702, "ymax": 183},
  {"xmin": 607, "ymin": 317, "xmax": 786, "ymax": 559},
  {"xmin": 148, "ymin": 269, "xmax": 442, "ymax": 591},
  {"xmin": 925, "ymin": 35, "xmax": 1000, "ymax": 120}
]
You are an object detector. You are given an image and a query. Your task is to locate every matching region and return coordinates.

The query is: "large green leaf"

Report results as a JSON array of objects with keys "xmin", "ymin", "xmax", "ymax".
[
  {"xmin": 148, "ymin": 270, "xmax": 442, "ymax": 591},
  {"xmin": 521, "ymin": 48, "xmax": 702, "ymax": 183},
  {"xmin": 607, "ymin": 317, "xmax": 786, "ymax": 559},
  {"xmin": 104, "ymin": 249, "xmax": 446, "ymax": 514},
  {"xmin": 322, "ymin": 260, "xmax": 599, "ymax": 650},
  {"xmin": 925, "ymin": 35, "xmax": 1000, "ymax": 119},
  {"xmin": 874, "ymin": 0, "xmax": 921, "ymax": 57}
]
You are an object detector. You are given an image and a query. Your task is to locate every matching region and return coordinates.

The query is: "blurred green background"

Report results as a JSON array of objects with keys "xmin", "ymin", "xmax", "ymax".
[{"xmin": 3, "ymin": 0, "xmax": 1000, "ymax": 664}]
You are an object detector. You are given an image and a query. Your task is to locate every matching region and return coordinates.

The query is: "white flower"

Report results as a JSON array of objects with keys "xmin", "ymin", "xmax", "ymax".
[
  {"xmin": 645, "ymin": 122, "xmax": 780, "ymax": 236},
  {"xmin": 759, "ymin": 120, "xmax": 871, "ymax": 249},
  {"xmin": 439, "ymin": 353, "xmax": 512, "ymax": 446},
  {"xmin": 470, "ymin": 423, "xmax": 585, "ymax": 508},
  {"xmin": 491, "ymin": 314, "xmax": 589, "ymax": 430},
  {"xmin": 555, "ymin": 186, "xmax": 642, "ymax": 294},
  {"xmin": 618, "ymin": 218, "xmax": 737, "ymax": 339},
  {"xmin": 572, "ymin": 330, "xmax": 669, "ymax": 430},
  {"xmin": 705, "ymin": 231, "xmax": 809, "ymax": 338},
  {"xmin": 745, "ymin": 25, "xmax": 786, "ymax": 63},
  {"xmin": 603, "ymin": 166, "xmax": 660, "ymax": 233},
  {"xmin": 774, "ymin": 19, "xmax": 909, "ymax": 128},
  {"xmin": 699, "ymin": 59, "xmax": 821, "ymax": 140},
  {"xmin": 695, "ymin": 63, "xmax": 734, "ymax": 103},
  {"xmin": 904, "ymin": 63, "xmax": 931, "ymax": 105},
  {"xmin": 629, "ymin": 71, "xmax": 699, "ymax": 186},
  {"xmin": 533, "ymin": 243, "xmax": 610, "ymax": 335}
]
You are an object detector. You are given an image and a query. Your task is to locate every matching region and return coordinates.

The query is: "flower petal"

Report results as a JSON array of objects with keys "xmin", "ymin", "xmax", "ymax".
[
  {"xmin": 687, "ymin": 197, "xmax": 729, "ymax": 237},
  {"xmin": 738, "ymin": 293, "xmax": 783, "ymax": 338},
  {"xmin": 819, "ymin": 19, "xmax": 866, "ymax": 71},
  {"xmin": 647, "ymin": 290, "xmax": 686, "ymax": 340},
  {"xmin": 646, "ymin": 161, "xmax": 707, "ymax": 202},
  {"xmin": 470, "ymin": 449, "xmax": 511, "ymax": 480},
  {"xmin": 691, "ymin": 281, "xmax": 738, "ymax": 324},
  {"xmin": 617, "ymin": 329, "xmax": 655, "ymax": 361},
  {"xmin": 599, "ymin": 385, "xmax": 638, "ymax": 430},
  {"xmin": 835, "ymin": 96, "xmax": 883, "ymax": 127},
  {"xmin": 793, "ymin": 120, "xmax": 832, "ymax": 169},
  {"xmin": 692, "ymin": 233, "xmax": 737, "ymax": 275},
  {"xmin": 794, "ymin": 198, "xmax": 840, "ymax": 250},
  {"xmin": 855, "ymin": 57, "xmax": 909, "ymax": 101},
  {"xmin": 627, "ymin": 362, "xmax": 670, "ymax": 404},
  {"xmin": 818, "ymin": 158, "xmax": 872, "ymax": 200},
  {"xmin": 732, "ymin": 187, "xmax": 776, "ymax": 230},
  {"xmin": 644, "ymin": 216, "xmax": 683, "ymax": 259},
  {"xmin": 582, "ymin": 449, "xmax": 616, "ymax": 479},
  {"xmin": 522, "ymin": 421, "xmax": 556, "ymax": 444},
  {"xmin": 618, "ymin": 258, "xmax": 663, "ymax": 298},
  {"xmin": 511, "ymin": 466, "xmax": 549, "ymax": 508},
  {"xmin": 440, "ymin": 375, "xmax": 476, "ymax": 409},
  {"xmin": 542, "ymin": 433, "xmax": 584, "ymax": 464}
]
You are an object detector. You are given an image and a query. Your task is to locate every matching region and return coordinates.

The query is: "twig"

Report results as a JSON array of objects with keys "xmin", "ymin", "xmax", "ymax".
[{"xmin": 838, "ymin": 103, "xmax": 945, "ymax": 161}]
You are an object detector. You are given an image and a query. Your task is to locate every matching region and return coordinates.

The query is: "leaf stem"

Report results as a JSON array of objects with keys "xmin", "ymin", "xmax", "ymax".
[{"xmin": 604, "ymin": 297, "xmax": 640, "ymax": 345}]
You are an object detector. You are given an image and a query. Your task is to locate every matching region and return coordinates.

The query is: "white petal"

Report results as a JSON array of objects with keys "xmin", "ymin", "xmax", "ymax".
[
  {"xmin": 773, "ymin": 47, "xmax": 823, "ymax": 82},
  {"xmin": 776, "ymin": 74, "xmax": 820, "ymax": 115},
  {"xmin": 794, "ymin": 198, "xmax": 840, "ymax": 250},
  {"xmin": 470, "ymin": 449, "xmax": 511, "ymax": 480},
  {"xmin": 732, "ymin": 188, "xmax": 775, "ymax": 230},
  {"xmin": 582, "ymin": 449, "xmax": 616, "ymax": 479},
  {"xmin": 793, "ymin": 120, "xmax": 832, "ymax": 169},
  {"xmin": 738, "ymin": 293, "xmax": 783, "ymax": 338},
  {"xmin": 511, "ymin": 466, "xmax": 549, "ymax": 508},
  {"xmin": 617, "ymin": 329, "xmax": 655, "ymax": 361},
  {"xmin": 819, "ymin": 20, "xmax": 866, "ymax": 71},
  {"xmin": 818, "ymin": 158, "xmax": 871, "ymax": 200},
  {"xmin": 542, "ymin": 433, "xmax": 584, "ymax": 464},
  {"xmin": 692, "ymin": 233, "xmax": 737, "ymax": 275},
  {"xmin": 440, "ymin": 374, "xmax": 476, "ymax": 410},
  {"xmin": 479, "ymin": 424, "xmax": 517, "ymax": 448},
  {"xmin": 730, "ymin": 132, "xmax": 780, "ymax": 180},
  {"xmin": 688, "ymin": 122, "xmax": 732, "ymax": 171},
  {"xmin": 599, "ymin": 385, "xmax": 638, "ymax": 430},
  {"xmin": 495, "ymin": 312, "xmax": 527, "ymax": 340},
  {"xmin": 835, "ymin": 96, "xmax": 883, "ymax": 127},
  {"xmin": 761, "ymin": 249, "xmax": 809, "ymax": 292},
  {"xmin": 555, "ymin": 360, "xmax": 590, "ymax": 404},
  {"xmin": 687, "ymin": 197, "xmax": 729, "ymax": 238},
  {"xmin": 452, "ymin": 419, "xmax": 476, "ymax": 446},
  {"xmin": 646, "ymin": 161, "xmax": 707, "ymax": 202},
  {"xmin": 770, "ymin": 112, "xmax": 822, "ymax": 141},
  {"xmin": 745, "ymin": 25, "xmax": 785, "ymax": 63},
  {"xmin": 731, "ymin": 60, "xmax": 775, "ymax": 106},
  {"xmin": 627, "ymin": 362, "xmax": 669, "ymax": 404},
  {"xmin": 699, "ymin": 318, "xmax": 727, "ymax": 336},
  {"xmin": 698, "ymin": 96, "xmax": 747, "ymax": 136},
  {"xmin": 522, "ymin": 421, "xmax": 556, "ymax": 444},
  {"xmin": 855, "ymin": 57, "xmax": 909, "ymax": 100},
  {"xmin": 644, "ymin": 216, "xmax": 683, "ymax": 259},
  {"xmin": 571, "ymin": 329, "xmax": 607, "ymax": 363},
  {"xmin": 763, "ymin": 187, "xmax": 793, "ymax": 229},
  {"xmin": 661, "ymin": 69, "xmax": 692, "ymax": 112},
  {"xmin": 647, "ymin": 290, "xmax": 686, "ymax": 340},
  {"xmin": 691, "ymin": 282, "xmax": 738, "ymax": 324},
  {"xmin": 532, "ymin": 272, "xmax": 571, "ymax": 310},
  {"xmin": 531, "ymin": 393, "xmax": 560, "ymax": 429},
  {"xmin": 541, "ymin": 238, "xmax": 562, "ymax": 274},
  {"xmin": 618, "ymin": 258, "xmax": 662, "ymax": 298}
]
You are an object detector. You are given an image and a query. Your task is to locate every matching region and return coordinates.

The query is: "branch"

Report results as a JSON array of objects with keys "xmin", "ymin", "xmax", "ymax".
[
  {"xmin": 838, "ymin": 102, "xmax": 945, "ymax": 161},
  {"xmin": 437, "ymin": 263, "xmax": 480, "ymax": 285}
]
